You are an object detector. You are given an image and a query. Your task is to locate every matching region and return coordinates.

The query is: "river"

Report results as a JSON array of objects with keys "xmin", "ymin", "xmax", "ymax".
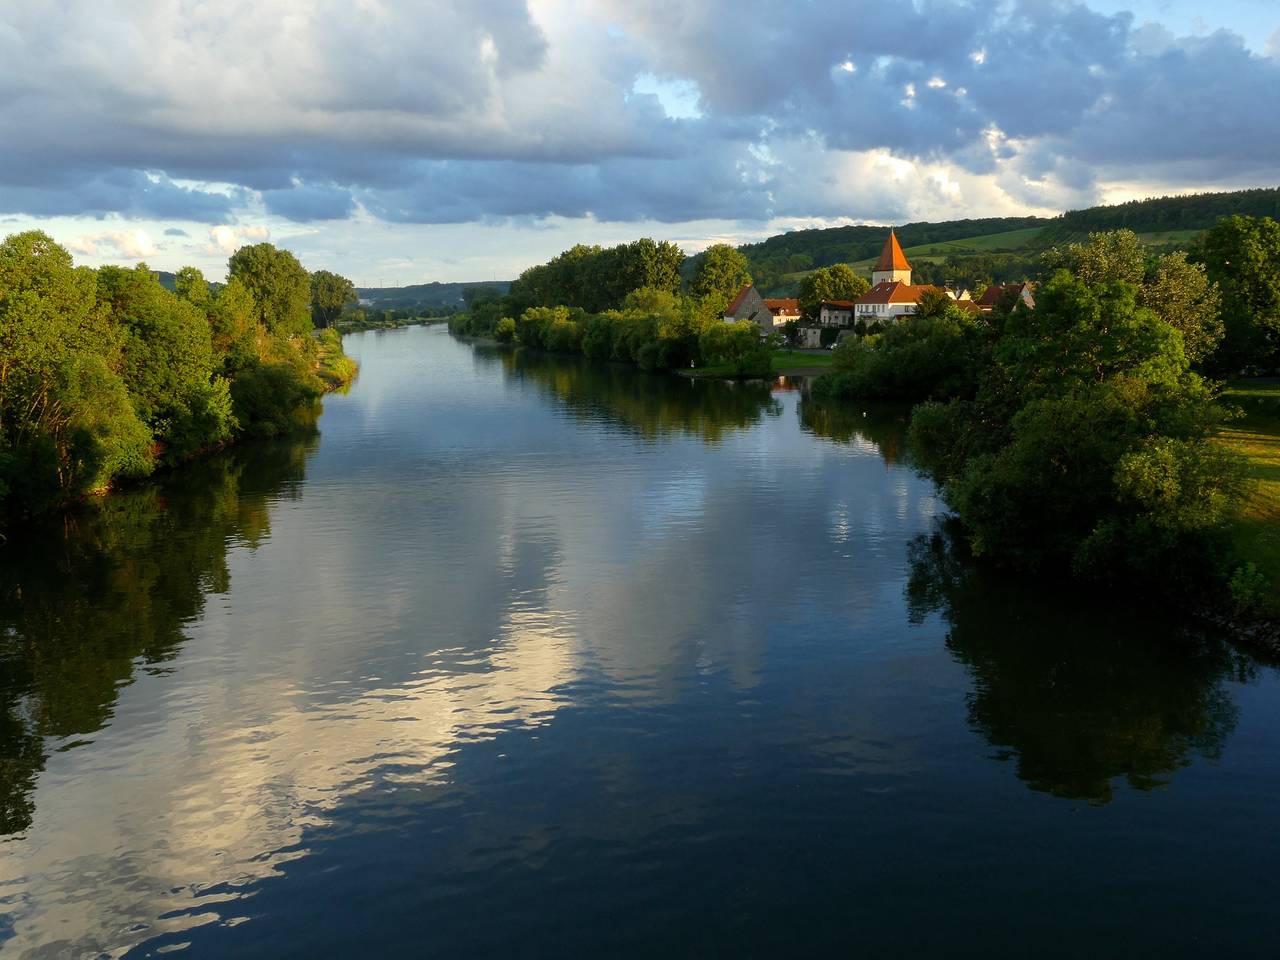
[{"xmin": 1, "ymin": 324, "xmax": 1278, "ymax": 957}]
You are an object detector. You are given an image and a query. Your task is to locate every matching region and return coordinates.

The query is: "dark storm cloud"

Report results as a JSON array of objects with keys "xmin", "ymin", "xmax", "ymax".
[
  {"xmin": 0, "ymin": 170, "xmax": 237, "ymax": 223},
  {"xmin": 0, "ymin": 0, "xmax": 1276, "ymax": 225},
  {"xmin": 261, "ymin": 183, "xmax": 358, "ymax": 222}
]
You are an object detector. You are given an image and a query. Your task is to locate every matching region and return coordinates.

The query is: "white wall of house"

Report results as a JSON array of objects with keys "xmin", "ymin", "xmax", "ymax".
[{"xmin": 818, "ymin": 305, "xmax": 852, "ymax": 327}]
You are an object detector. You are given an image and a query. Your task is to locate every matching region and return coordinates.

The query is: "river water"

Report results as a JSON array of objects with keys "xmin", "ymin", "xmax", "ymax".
[{"xmin": 1, "ymin": 325, "xmax": 1278, "ymax": 957}]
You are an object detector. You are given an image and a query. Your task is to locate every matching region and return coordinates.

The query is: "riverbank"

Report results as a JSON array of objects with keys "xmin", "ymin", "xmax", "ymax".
[
  {"xmin": 680, "ymin": 348, "xmax": 836, "ymax": 379},
  {"xmin": 1218, "ymin": 380, "xmax": 1280, "ymax": 623}
]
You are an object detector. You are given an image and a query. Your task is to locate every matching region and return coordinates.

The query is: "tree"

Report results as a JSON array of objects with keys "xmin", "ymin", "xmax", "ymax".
[
  {"xmin": 1198, "ymin": 215, "xmax": 1280, "ymax": 373},
  {"xmin": 692, "ymin": 244, "xmax": 751, "ymax": 307},
  {"xmin": 310, "ymin": 269, "xmax": 357, "ymax": 329},
  {"xmin": 0, "ymin": 232, "xmax": 152, "ymax": 509},
  {"xmin": 914, "ymin": 287, "xmax": 953, "ymax": 320},
  {"xmin": 908, "ymin": 271, "xmax": 1244, "ymax": 586},
  {"xmin": 1041, "ymin": 229, "xmax": 1147, "ymax": 287},
  {"xmin": 227, "ymin": 242, "xmax": 312, "ymax": 337},
  {"xmin": 798, "ymin": 264, "xmax": 870, "ymax": 322},
  {"xmin": 173, "ymin": 266, "xmax": 211, "ymax": 307},
  {"xmin": 96, "ymin": 264, "xmax": 234, "ymax": 461},
  {"xmin": 1138, "ymin": 251, "xmax": 1223, "ymax": 364}
]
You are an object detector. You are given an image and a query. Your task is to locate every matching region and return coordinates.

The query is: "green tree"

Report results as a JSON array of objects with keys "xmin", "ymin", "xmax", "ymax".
[
  {"xmin": 1138, "ymin": 251, "xmax": 1223, "ymax": 364},
  {"xmin": 1041, "ymin": 229, "xmax": 1147, "ymax": 287},
  {"xmin": 0, "ymin": 232, "xmax": 152, "ymax": 509},
  {"xmin": 208, "ymin": 278, "xmax": 261, "ymax": 374},
  {"xmin": 310, "ymin": 269, "xmax": 357, "ymax": 329},
  {"xmin": 96, "ymin": 265, "xmax": 234, "ymax": 462},
  {"xmin": 797, "ymin": 264, "xmax": 869, "ymax": 321},
  {"xmin": 1198, "ymin": 215, "xmax": 1280, "ymax": 373},
  {"xmin": 692, "ymin": 244, "xmax": 752, "ymax": 307},
  {"xmin": 173, "ymin": 266, "xmax": 211, "ymax": 307},
  {"xmin": 698, "ymin": 321, "xmax": 773, "ymax": 377},
  {"xmin": 914, "ymin": 287, "xmax": 953, "ymax": 320},
  {"xmin": 227, "ymin": 242, "xmax": 312, "ymax": 337},
  {"xmin": 909, "ymin": 272, "xmax": 1244, "ymax": 586}
]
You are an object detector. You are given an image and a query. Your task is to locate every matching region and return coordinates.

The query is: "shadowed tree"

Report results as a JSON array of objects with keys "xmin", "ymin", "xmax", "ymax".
[
  {"xmin": 691, "ymin": 243, "xmax": 751, "ymax": 310},
  {"xmin": 310, "ymin": 269, "xmax": 357, "ymax": 329}
]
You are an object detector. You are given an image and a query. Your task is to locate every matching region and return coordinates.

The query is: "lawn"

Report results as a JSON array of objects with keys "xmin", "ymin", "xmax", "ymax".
[
  {"xmin": 1218, "ymin": 379, "xmax": 1280, "ymax": 614},
  {"xmin": 682, "ymin": 349, "xmax": 836, "ymax": 379}
]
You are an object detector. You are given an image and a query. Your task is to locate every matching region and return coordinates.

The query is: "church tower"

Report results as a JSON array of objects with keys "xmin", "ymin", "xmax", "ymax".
[{"xmin": 870, "ymin": 229, "xmax": 912, "ymax": 286}]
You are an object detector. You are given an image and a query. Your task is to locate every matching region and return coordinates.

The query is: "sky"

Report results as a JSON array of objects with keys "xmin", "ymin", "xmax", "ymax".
[{"xmin": 1, "ymin": 0, "xmax": 1278, "ymax": 285}]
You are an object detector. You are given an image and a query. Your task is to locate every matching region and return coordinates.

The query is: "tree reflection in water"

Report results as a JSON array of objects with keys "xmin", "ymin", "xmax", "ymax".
[
  {"xmin": 797, "ymin": 396, "xmax": 911, "ymax": 466},
  {"xmin": 495, "ymin": 349, "xmax": 781, "ymax": 443},
  {"xmin": 0, "ymin": 432, "xmax": 317, "ymax": 836},
  {"xmin": 906, "ymin": 529, "xmax": 1254, "ymax": 804}
]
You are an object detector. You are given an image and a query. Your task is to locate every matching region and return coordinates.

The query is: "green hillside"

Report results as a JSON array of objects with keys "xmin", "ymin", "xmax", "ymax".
[{"xmin": 740, "ymin": 185, "xmax": 1280, "ymax": 294}]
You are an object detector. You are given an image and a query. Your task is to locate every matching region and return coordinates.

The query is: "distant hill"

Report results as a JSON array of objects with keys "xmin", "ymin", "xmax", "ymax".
[
  {"xmin": 356, "ymin": 280, "xmax": 510, "ymax": 311},
  {"xmin": 711, "ymin": 185, "xmax": 1280, "ymax": 294}
]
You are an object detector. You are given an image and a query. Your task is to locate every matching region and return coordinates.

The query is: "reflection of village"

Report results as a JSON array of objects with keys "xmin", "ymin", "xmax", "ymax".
[{"xmin": 725, "ymin": 230, "xmax": 1035, "ymax": 348}]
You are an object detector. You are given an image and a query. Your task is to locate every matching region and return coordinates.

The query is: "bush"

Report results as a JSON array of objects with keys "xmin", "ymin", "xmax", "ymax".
[
  {"xmin": 908, "ymin": 271, "xmax": 1245, "ymax": 588},
  {"xmin": 813, "ymin": 310, "xmax": 991, "ymax": 402}
]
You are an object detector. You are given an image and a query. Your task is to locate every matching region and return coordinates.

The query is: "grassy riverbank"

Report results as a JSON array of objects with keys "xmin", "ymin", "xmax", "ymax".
[
  {"xmin": 1219, "ymin": 380, "xmax": 1280, "ymax": 615},
  {"xmin": 682, "ymin": 348, "xmax": 837, "ymax": 379}
]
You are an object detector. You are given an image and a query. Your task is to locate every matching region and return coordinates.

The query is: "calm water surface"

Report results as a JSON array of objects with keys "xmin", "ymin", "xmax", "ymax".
[{"xmin": 2, "ymin": 325, "xmax": 1278, "ymax": 957}]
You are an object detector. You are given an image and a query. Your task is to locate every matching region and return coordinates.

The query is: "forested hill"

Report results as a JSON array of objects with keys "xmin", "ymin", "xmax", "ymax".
[
  {"xmin": 356, "ymin": 279, "xmax": 510, "ymax": 311},
  {"xmin": 739, "ymin": 216, "xmax": 1046, "ymax": 272},
  {"xmin": 722, "ymin": 185, "xmax": 1280, "ymax": 294},
  {"xmin": 1056, "ymin": 187, "xmax": 1280, "ymax": 235}
]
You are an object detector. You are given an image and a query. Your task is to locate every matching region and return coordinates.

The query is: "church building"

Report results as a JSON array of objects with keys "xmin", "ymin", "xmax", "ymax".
[{"xmin": 852, "ymin": 230, "xmax": 943, "ymax": 322}]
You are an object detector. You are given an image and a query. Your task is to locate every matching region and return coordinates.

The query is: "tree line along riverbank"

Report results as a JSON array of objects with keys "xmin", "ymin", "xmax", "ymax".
[
  {"xmin": 0, "ymin": 232, "xmax": 358, "ymax": 520},
  {"xmin": 446, "ymin": 221, "xmax": 1280, "ymax": 644}
]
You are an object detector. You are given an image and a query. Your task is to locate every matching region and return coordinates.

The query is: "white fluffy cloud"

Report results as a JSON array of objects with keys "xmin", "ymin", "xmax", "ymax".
[
  {"xmin": 0, "ymin": 0, "xmax": 1277, "ymax": 279},
  {"xmin": 205, "ymin": 224, "xmax": 271, "ymax": 255},
  {"xmin": 66, "ymin": 229, "xmax": 158, "ymax": 260}
]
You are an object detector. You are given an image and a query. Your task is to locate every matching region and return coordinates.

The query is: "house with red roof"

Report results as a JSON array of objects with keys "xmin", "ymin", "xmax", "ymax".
[
  {"xmin": 975, "ymin": 281, "xmax": 1036, "ymax": 312},
  {"xmin": 852, "ymin": 230, "xmax": 945, "ymax": 322},
  {"xmin": 723, "ymin": 284, "xmax": 801, "ymax": 332}
]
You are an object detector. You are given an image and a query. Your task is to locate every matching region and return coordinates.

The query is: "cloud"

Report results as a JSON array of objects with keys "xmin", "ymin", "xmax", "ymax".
[
  {"xmin": 164, "ymin": 227, "xmax": 189, "ymax": 237},
  {"xmin": 66, "ymin": 229, "xmax": 158, "ymax": 260},
  {"xmin": 261, "ymin": 182, "xmax": 357, "ymax": 222},
  {"xmin": 0, "ymin": 0, "xmax": 1276, "ymax": 233},
  {"xmin": 204, "ymin": 224, "xmax": 271, "ymax": 256}
]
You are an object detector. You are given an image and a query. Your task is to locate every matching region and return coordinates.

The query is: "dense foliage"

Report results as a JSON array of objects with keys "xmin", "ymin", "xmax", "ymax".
[
  {"xmin": 797, "ymin": 264, "xmax": 868, "ymax": 321},
  {"xmin": 1197, "ymin": 215, "xmax": 1280, "ymax": 374},
  {"xmin": 814, "ymin": 306, "xmax": 995, "ymax": 403},
  {"xmin": 451, "ymin": 239, "xmax": 774, "ymax": 378},
  {"xmin": 454, "ymin": 285, "xmax": 774, "ymax": 378},
  {"xmin": 0, "ymin": 231, "xmax": 356, "ymax": 518},
  {"xmin": 507, "ymin": 238, "xmax": 684, "ymax": 314},
  {"xmin": 1056, "ymin": 187, "xmax": 1280, "ymax": 235},
  {"xmin": 690, "ymin": 244, "xmax": 752, "ymax": 309},
  {"xmin": 908, "ymin": 271, "xmax": 1245, "ymax": 589}
]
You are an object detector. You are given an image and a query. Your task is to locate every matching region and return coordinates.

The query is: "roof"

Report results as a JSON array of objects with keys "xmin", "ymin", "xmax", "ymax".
[
  {"xmin": 854, "ymin": 281, "xmax": 942, "ymax": 306},
  {"xmin": 953, "ymin": 299, "xmax": 984, "ymax": 315},
  {"xmin": 873, "ymin": 230, "xmax": 911, "ymax": 273},
  {"xmin": 725, "ymin": 284, "xmax": 754, "ymax": 315},
  {"xmin": 763, "ymin": 298, "xmax": 800, "ymax": 312},
  {"xmin": 820, "ymin": 300, "xmax": 857, "ymax": 309},
  {"xmin": 976, "ymin": 282, "xmax": 1030, "ymax": 306}
]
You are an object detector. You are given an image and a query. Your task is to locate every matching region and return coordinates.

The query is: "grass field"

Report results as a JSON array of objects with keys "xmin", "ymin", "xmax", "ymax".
[
  {"xmin": 683, "ymin": 349, "xmax": 837, "ymax": 379},
  {"xmin": 781, "ymin": 225, "xmax": 1206, "ymax": 281},
  {"xmin": 1218, "ymin": 380, "xmax": 1280, "ymax": 614}
]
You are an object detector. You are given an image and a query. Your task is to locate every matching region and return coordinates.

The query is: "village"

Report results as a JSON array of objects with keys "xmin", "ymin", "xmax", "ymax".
[{"xmin": 723, "ymin": 229, "xmax": 1035, "ymax": 347}]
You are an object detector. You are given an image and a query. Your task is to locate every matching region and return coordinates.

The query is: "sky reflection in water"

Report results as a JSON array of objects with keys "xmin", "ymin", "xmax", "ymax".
[{"xmin": 1, "ymin": 326, "xmax": 1278, "ymax": 958}]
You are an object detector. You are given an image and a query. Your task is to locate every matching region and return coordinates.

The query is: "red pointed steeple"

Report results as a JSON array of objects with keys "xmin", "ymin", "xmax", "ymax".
[{"xmin": 873, "ymin": 229, "xmax": 911, "ymax": 273}]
